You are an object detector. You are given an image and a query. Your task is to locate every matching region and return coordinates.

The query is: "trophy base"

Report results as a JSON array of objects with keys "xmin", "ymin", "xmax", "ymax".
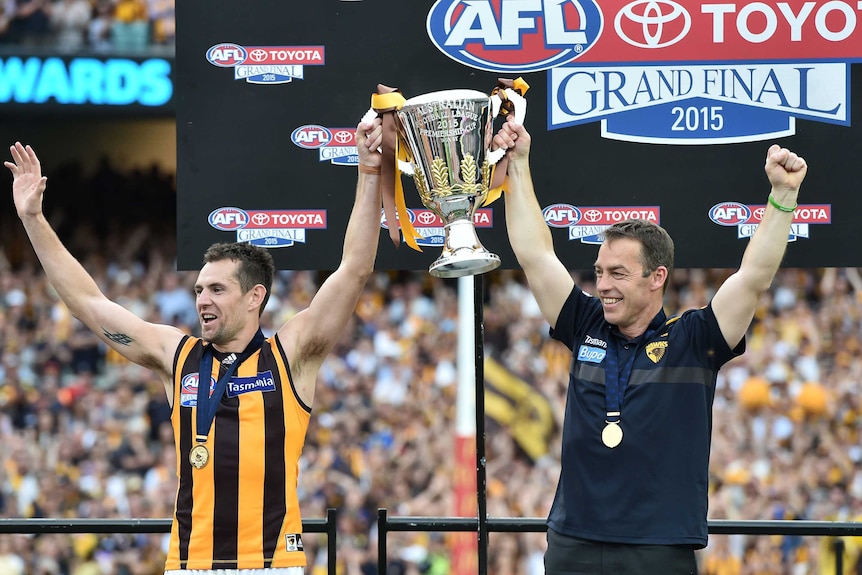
[{"xmin": 429, "ymin": 251, "xmax": 501, "ymax": 279}]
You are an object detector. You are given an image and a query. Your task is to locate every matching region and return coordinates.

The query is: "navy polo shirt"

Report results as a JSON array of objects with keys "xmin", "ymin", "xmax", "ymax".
[{"xmin": 548, "ymin": 285, "xmax": 743, "ymax": 548}]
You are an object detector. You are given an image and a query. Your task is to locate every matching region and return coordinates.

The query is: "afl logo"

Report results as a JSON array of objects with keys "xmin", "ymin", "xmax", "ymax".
[
  {"xmin": 709, "ymin": 202, "xmax": 751, "ymax": 226},
  {"xmin": 614, "ymin": 0, "xmax": 691, "ymax": 49},
  {"xmin": 206, "ymin": 43, "xmax": 248, "ymax": 67},
  {"xmin": 291, "ymin": 125, "xmax": 332, "ymax": 149},
  {"xmin": 426, "ymin": 0, "xmax": 604, "ymax": 73},
  {"xmin": 181, "ymin": 373, "xmax": 201, "ymax": 395},
  {"xmin": 543, "ymin": 203, "xmax": 582, "ymax": 228},
  {"xmin": 209, "ymin": 207, "xmax": 249, "ymax": 231},
  {"xmin": 380, "ymin": 208, "xmax": 416, "ymax": 229}
]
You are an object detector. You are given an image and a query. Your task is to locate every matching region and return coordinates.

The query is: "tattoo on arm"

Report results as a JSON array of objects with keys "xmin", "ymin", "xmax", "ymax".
[{"xmin": 103, "ymin": 329, "xmax": 134, "ymax": 346}]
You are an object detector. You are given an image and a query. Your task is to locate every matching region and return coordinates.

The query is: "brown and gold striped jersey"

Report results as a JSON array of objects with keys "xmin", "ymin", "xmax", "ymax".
[{"xmin": 165, "ymin": 334, "xmax": 311, "ymax": 570}]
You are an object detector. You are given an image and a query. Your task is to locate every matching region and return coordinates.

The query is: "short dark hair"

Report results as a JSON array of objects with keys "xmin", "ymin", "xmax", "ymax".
[
  {"xmin": 202, "ymin": 242, "xmax": 275, "ymax": 316},
  {"xmin": 603, "ymin": 219, "xmax": 674, "ymax": 292}
]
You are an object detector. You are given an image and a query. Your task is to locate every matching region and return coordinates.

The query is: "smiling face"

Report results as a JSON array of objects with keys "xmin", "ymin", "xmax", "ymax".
[
  {"xmin": 594, "ymin": 237, "xmax": 666, "ymax": 339},
  {"xmin": 194, "ymin": 259, "xmax": 251, "ymax": 349}
]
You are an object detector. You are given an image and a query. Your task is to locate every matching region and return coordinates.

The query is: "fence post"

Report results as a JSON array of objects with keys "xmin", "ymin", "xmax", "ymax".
[
  {"xmin": 326, "ymin": 508, "xmax": 337, "ymax": 575},
  {"xmin": 834, "ymin": 538, "xmax": 845, "ymax": 575},
  {"xmin": 378, "ymin": 508, "xmax": 389, "ymax": 575}
]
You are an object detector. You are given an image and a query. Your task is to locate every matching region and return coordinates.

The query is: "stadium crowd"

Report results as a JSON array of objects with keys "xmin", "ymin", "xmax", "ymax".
[
  {"xmin": 0, "ymin": 0, "xmax": 174, "ymax": 53},
  {"xmin": 0, "ymin": 159, "xmax": 861, "ymax": 575}
]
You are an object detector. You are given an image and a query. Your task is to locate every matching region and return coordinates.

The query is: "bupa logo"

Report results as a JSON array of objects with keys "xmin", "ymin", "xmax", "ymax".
[
  {"xmin": 543, "ymin": 203, "xmax": 582, "ymax": 227},
  {"xmin": 208, "ymin": 207, "xmax": 249, "ymax": 231},
  {"xmin": 578, "ymin": 345, "xmax": 606, "ymax": 363},
  {"xmin": 709, "ymin": 202, "xmax": 751, "ymax": 226},
  {"xmin": 291, "ymin": 125, "xmax": 332, "ymax": 149},
  {"xmin": 614, "ymin": 0, "xmax": 691, "ymax": 48},
  {"xmin": 206, "ymin": 43, "xmax": 247, "ymax": 67},
  {"xmin": 426, "ymin": 0, "xmax": 604, "ymax": 72}
]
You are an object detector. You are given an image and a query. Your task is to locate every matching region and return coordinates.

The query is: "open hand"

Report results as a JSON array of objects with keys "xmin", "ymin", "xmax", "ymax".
[{"xmin": 5, "ymin": 142, "xmax": 47, "ymax": 219}]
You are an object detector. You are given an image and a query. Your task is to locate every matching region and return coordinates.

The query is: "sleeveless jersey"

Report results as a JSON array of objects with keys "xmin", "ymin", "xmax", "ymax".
[{"xmin": 165, "ymin": 334, "xmax": 311, "ymax": 570}]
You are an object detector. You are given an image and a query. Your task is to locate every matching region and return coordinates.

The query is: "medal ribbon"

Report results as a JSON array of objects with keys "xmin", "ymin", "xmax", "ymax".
[
  {"xmin": 195, "ymin": 328, "xmax": 265, "ymax": 444},
  {"xmin": 603, "ymin": 326, "xmax": 658, "ymax": 423}
]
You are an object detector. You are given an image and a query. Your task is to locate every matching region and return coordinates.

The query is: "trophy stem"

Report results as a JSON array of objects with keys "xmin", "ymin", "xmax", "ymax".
[{"xmin": 429, "ymin": 219, "xmax": 501, "ymax": 278}]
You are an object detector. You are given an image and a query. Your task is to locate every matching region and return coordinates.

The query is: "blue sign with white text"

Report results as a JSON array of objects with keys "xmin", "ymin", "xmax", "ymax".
[{"xmin": 0, "ymin": 56, "xmax": 174, "ymax": 111}]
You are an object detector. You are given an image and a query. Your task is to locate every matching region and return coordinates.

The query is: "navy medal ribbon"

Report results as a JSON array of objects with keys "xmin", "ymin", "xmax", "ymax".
[{"xmin": 195, "ymin": 329, "xmax": 266, "ymax": 452}]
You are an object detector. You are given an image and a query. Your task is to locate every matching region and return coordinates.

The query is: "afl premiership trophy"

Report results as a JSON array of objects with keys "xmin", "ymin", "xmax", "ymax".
[{"xmin": 367, "ymin": 80, "xmax": 527, "ymax": 278}]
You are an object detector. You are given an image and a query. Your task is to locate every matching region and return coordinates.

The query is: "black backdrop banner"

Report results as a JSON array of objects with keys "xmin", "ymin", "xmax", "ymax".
[{"xmin": 176, "ymin": 1, "xmax": 861, "ymax": 271}]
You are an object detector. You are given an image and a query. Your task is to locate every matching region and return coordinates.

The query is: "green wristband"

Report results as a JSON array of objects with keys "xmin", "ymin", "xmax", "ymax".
[{"xmin": 768, "ymin": 193, "xmax": 796, "ymax": 213}]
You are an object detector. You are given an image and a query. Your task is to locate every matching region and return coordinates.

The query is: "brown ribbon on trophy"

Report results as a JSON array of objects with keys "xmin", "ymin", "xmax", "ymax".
[
  {"xmin": 484, "ymin": 77, "xmax": 530, "ymax": 206},
  {"xmin": 370, "ymin": 85, "xmax": 423, "ymax": 251}
]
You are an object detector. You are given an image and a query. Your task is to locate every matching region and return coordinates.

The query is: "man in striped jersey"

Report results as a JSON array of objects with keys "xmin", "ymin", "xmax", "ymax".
[{"xmin": 5, "ymin": 115, "xmax": 385, "ymax": 574}]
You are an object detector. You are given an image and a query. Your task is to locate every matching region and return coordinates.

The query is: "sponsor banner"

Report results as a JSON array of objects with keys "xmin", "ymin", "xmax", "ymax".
[
  {"xmin": 709, "ymin": 201, "xmax": 831, "ymax": 240},
  {"xmin": 427, "ymin": 0, "xmax": 860, "ymax": 144},
  {"xmin": 206, "ymin": 43, "xmax": 325, "ymax": 84},
  {"xmin": 291, "ymin": 125, "xmax": 359, "ymax": 165},
  {"xmin": 427, "ymin": 0, "xmax": 862, "ymax": 70},
  {"xmin": 208, "ymin": 207, "xmax": 327, "ymax": 248},
  {"xmin": 542, "ymin": 204, "xmax": 661, "ymax": 244},
  {"xmin": 549, "ymin": 62, "xmax": 847, "ymax": 143},
  {"xmin": 380, "ymin": 208, "xmax": 494, "ymax": 248}
]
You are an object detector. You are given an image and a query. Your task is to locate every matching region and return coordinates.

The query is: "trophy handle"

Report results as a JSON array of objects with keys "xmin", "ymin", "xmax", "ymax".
[{"xmin": 487, "ymin": 88, "xmax": 527, "ymax": 165}]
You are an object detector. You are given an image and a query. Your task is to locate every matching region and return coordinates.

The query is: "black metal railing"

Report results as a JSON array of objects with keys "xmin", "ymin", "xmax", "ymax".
[
  {"xmin": 0, "ymin": 508, "xmax": 337, "ymax": 574},
  {"xmin": 375, "ymin": 511, "xmax": 862, "ymax": 575},
  {"xmin": 2, "ymin": 512, "xmax": 862, "ymax": 575}
]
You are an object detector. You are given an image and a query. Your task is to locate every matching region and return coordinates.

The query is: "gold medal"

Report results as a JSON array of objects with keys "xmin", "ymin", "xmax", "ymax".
[
  {"xmin": 601, "ymin": 421, "xmax": 623, "ymax": 448},
  {"xmin": 190, "ymin": 444, "xmax": 210, "ymax": 469}
]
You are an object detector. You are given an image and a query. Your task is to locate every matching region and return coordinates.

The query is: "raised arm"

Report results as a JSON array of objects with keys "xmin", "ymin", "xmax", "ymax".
[
  {"xmin": 712, "ymin": 144, "xmax": 808, "ymax": 348},
  {"xmin": 277, "ymin": 118, "xmax": 383, "ymax": 403},
  {"xmin": 494, "ymin": 117, "xmax": 574, "ymax": 329},
  {"xmin": 5, "ymin": 143, "xmax": 185, "ymax": 392}
]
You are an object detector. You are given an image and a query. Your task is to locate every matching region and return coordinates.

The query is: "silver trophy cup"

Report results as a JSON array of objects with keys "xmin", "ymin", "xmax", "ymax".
[{"xmin": 394, "ymin": 88, "xmax": 525, "ymax": 278}]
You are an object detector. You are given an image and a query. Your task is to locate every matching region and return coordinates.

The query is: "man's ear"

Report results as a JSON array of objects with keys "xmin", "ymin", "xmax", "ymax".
[
  {"xmin": 248, "ymin": 284, "xmax": 267, "ymax": 312},
  {"xmin": 652, "ymin": 266, "xmax": 668, "ymax": 292}
]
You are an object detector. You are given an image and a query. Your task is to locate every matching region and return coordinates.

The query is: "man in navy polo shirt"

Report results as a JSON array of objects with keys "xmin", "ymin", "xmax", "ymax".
[{"xmin": 493, "ymin": 117, "xmax": 807, "ymax": 575}]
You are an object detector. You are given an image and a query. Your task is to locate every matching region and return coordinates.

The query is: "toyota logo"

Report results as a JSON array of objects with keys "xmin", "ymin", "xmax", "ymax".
[
  {"xmin": 249, "ymin": 49, "xmax": 268, "ymax": 62},
  {"xmin": 583, "ymin": 209, "xmax": 602, "ymax": 223},
  {"xmin": 615, "ymin": 0, "xmax": 690, "ymax": 48},
  {"xmin": 332, "ymin": 130, "xmax": 354, "ymax": 144},
  {"xmin": 417, "ymin": 211, "xmax": 437, "ymax": 225},
  {"xmin": 251, "ymin": 213, "xmax": 270, "ymax": 226}
]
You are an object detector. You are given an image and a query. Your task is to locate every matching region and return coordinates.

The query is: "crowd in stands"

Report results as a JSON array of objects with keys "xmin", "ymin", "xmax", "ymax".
[
  {"xmin": 2, "ymin": 161, "xmax": 862, "ymax": 575},
  {"xmin": 0, "ymin": 0, "xmax": 174, "ymax": 53}
]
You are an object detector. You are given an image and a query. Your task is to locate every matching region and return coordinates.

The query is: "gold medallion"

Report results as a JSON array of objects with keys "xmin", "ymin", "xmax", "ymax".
[
  {"xmin": 190, "ymin": 444, "xmax": 210, "ymax": 469},
  {"xmin": 601, "ymin": 422, "xmax": 623, "ymax": 448}
]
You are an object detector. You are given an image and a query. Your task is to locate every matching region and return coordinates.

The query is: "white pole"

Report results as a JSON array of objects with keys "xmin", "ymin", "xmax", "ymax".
[
  {"xmin": 456, "ymin": 276, "xmax": 476, "ymax": 436},
  {"xmin": 452, "ymin": 275, "xmax": 478, "ymax": 575}
]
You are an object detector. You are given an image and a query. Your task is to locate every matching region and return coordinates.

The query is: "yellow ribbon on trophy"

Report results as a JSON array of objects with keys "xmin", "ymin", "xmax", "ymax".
[{"xmin": 370, "ymin": 85, "xmax": 423, "ymax": 251}]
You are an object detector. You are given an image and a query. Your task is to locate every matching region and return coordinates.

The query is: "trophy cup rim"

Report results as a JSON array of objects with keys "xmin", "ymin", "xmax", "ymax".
[{"xmin": 402, "ymin": 89, "xmax": 490, "ymax": 107}]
